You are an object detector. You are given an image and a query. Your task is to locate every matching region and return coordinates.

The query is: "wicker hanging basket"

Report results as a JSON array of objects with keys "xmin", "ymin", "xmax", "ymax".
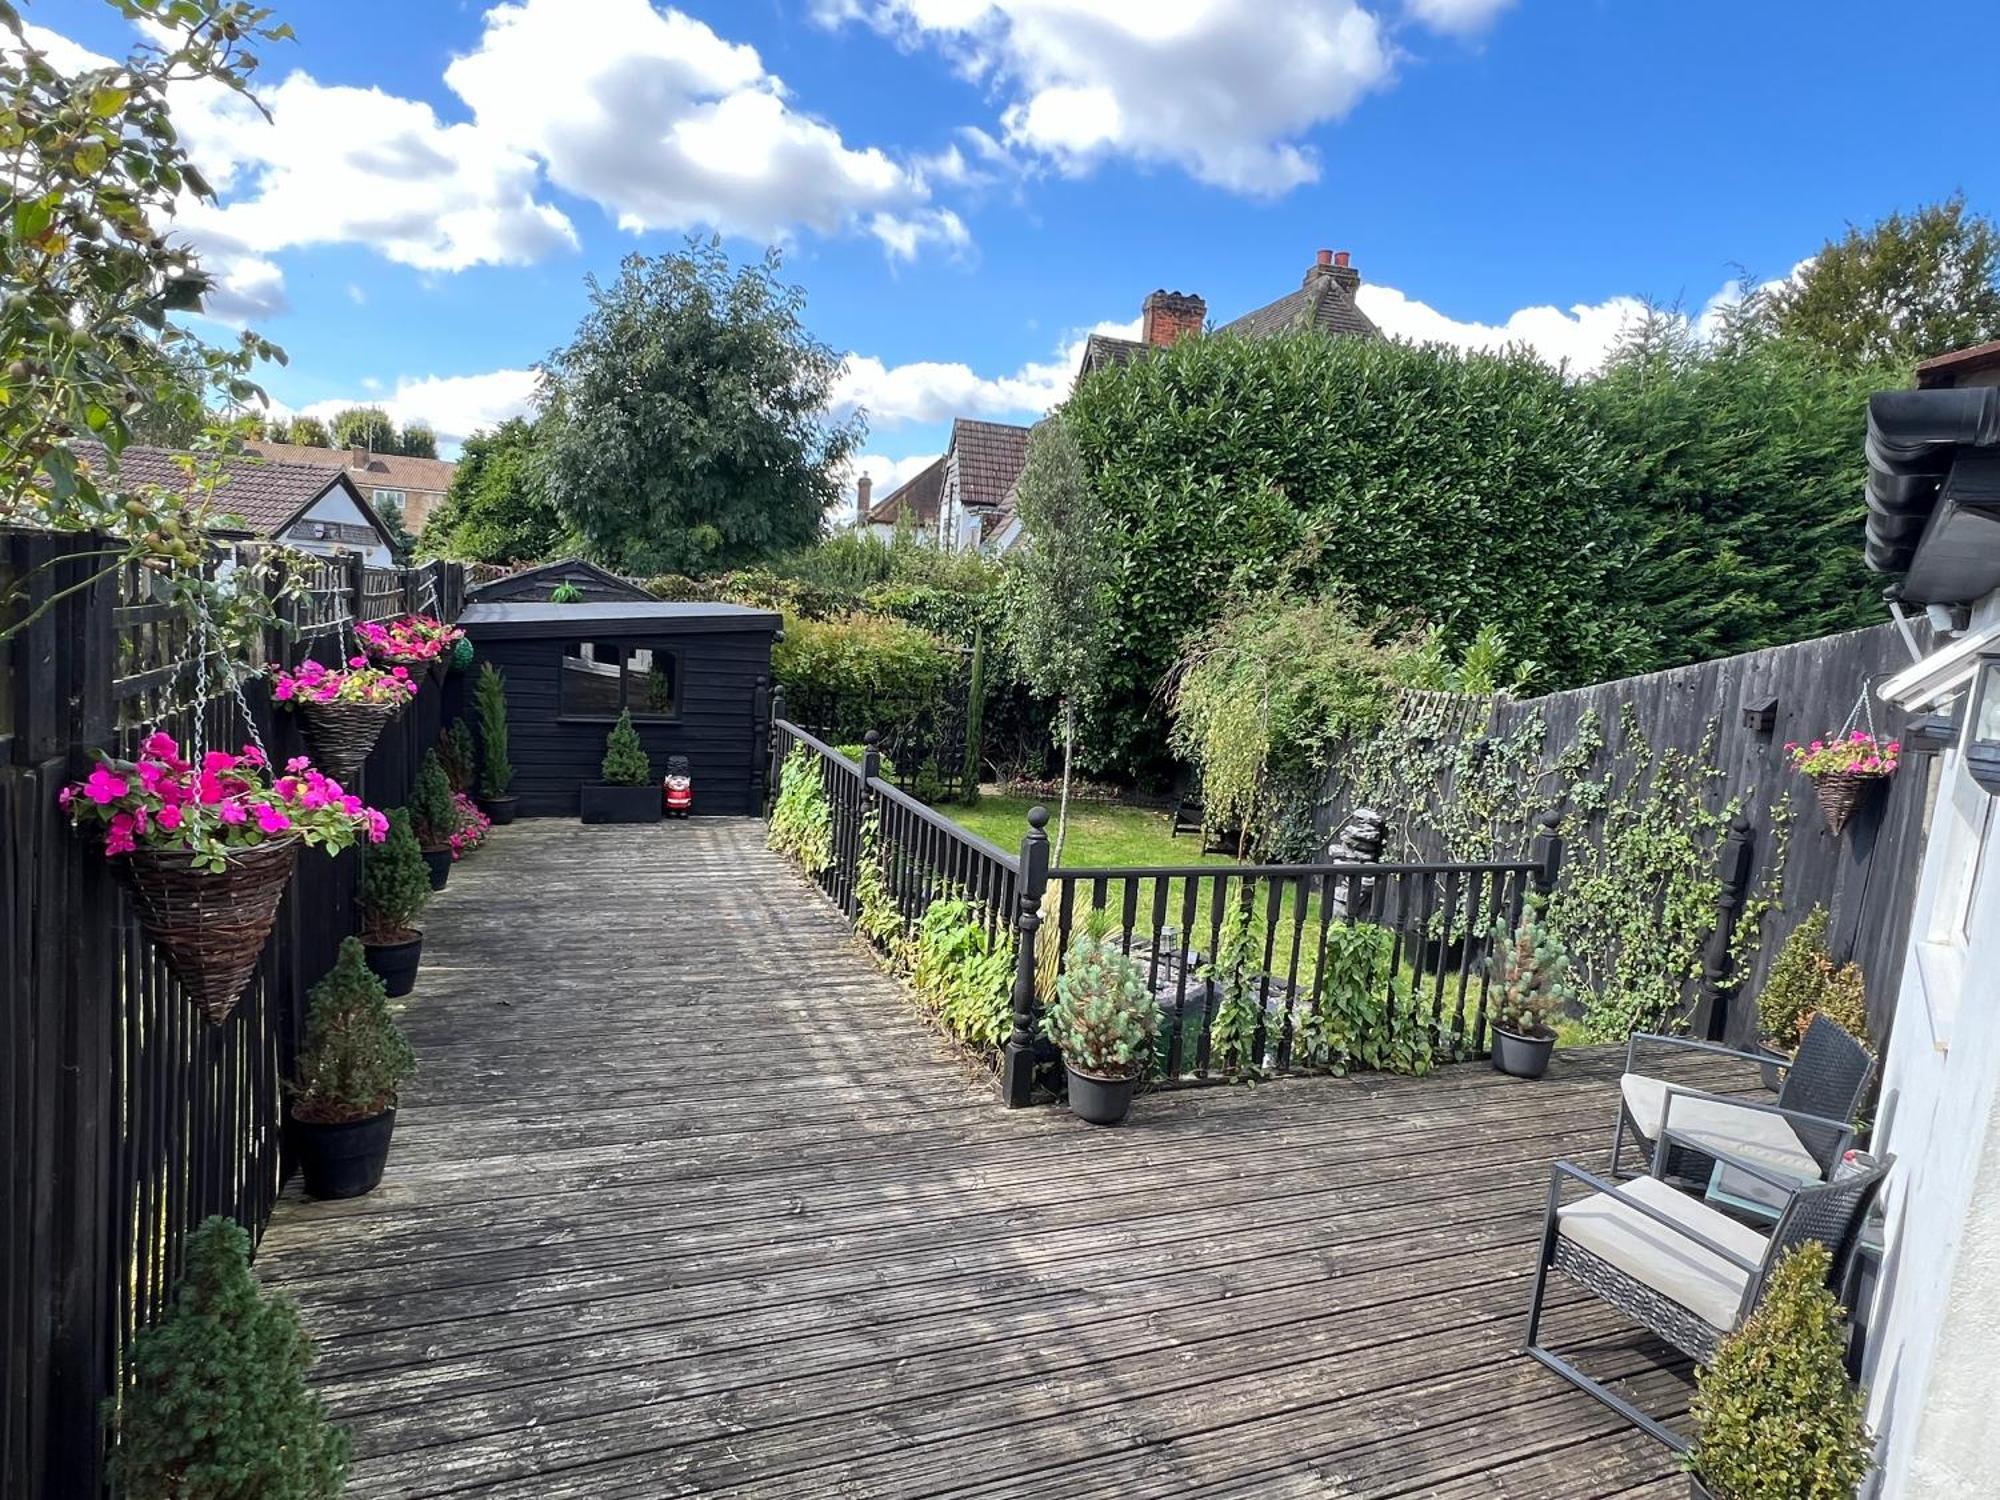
[
  {"xmin": 298, "ymin": 698, "xmax": 402, "ymax": 785},
  {"xmin": 120, "ymin": 838, "xmax": 300, "ymax": 1024},
  {"xmin": 1813, "ymin": 769, "xmax": 1884, "ymax": 837}
]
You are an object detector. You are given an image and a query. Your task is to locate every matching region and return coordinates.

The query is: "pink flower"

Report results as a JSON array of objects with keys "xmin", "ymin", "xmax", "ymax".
[
  {"xmin": 196, "ymin": 772, "xmax": 226, "ymax": 805},
  {"xmin": 286, "ymin": 756, "xmax": 311, "ymax": 773},
  {"xmin": 142, "ymin": 732, "xmax": 179, "ymax": 760},
  {"xmin": 255, "ymin": 804, "xmax": 292, "ymax": 836},
  {"xmin": 84, "ymin": 766, "xmax": 129, "ymax": 805},
  {"xmin": 218, "ymin": 802, "xmax": 248, "ymax": 825},
  {"xmin": 157, "ymin": 805, "xmax": 183, "ymax": 831},
  {"xmin": 106, "ymin": 813, "xmax": 137, "ymax": 855},
  {"xmin": 202, "ymin": 751, "xmax": 238, "ymax": 774},
  {"xmin": 273, "ymin": 679, "xmax": 296, "ymax": 701}
]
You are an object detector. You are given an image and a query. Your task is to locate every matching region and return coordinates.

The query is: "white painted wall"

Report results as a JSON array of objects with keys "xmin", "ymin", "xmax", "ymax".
[
  {"xmin": 1863, "ymin": 588, "xmax": 2000, "ymax": 1499},
  {"xmin": 282, "ymin": 486, "xmax": 392, "ymax": 568}
]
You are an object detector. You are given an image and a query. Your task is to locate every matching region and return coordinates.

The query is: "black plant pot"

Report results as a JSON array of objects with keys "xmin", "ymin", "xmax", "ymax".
[
  {"xmin": 1491, "ymin": 1026, "xmax": 1555, "ymax": 1080},
  {"xmin": 293, "ymin": 1108, "xmax": 396, "ymax": 1200},
  {"xmin": 363, "ymin": 933, "xmax": 422, "ymax": 999},
  {"xmin": 1757, "ymin": 1043, "xmax": 1791, "ymax": 1092},
  {"xmin": 479, "ymin": 795, "xmax": 518, "ymax": 826},
  {"xmin": 421, "ymin": 847, "xmax": 452, "ymax": 890},
  {"xmin": 1688, "ymin": 1476, "xmax": 1716, "ymax": 1500},
  {"xmin": 580, "ymin": 783, "xmax": 661, "ymax": 824},
  {"xmin": 1064, "ymin": 1064, "xmax": 1138, "ymax": 1126}
]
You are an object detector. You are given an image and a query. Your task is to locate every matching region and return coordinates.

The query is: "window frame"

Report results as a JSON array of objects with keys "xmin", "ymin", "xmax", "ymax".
[{"xmin": 556, "ymin": 638, "xmax": 683, "ymax": 724}]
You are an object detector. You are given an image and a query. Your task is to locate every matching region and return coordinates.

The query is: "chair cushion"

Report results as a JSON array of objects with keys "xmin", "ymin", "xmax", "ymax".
[
  {"xmin": 1620, "ymin": 1072, "xmax": 1824, "ymax": 1182},
  {"xmin": 1557, "ymin": 1175, "xmax": 1767, "ymax": 1330}
]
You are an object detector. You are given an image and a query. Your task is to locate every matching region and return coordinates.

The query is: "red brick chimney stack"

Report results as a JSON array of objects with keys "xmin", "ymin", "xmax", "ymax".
[
  {"xmin": 856, "ymin": 474, "xmax": 873, "ymax": 528},
  {"xmin": 1307, "ymin": 248, "xmax": 1361, "ymax": 293},
  {"xmin": 1141, "ymin": 289, "xmax": 1207, "ymax": 348}
]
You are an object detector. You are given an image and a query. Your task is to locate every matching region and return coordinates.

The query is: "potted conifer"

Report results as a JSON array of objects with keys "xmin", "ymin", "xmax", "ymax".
[
  {"xmin": 474, "ymin": 661, "xmax": 517, "ymax": 824},
  {"xmin": 359, "ymin": 809, "xmax": 429, "ymax": 997},
  {"xmin": 1686, "ymin": 1241, "xmax": 1873, "ymax": 1499},
  {"xmin": 580, "ymin": 708, "xmax": 660, "ymax": 824},
  {"xmin": 289, "ymin": 938, "xmax": 416, "ymax": 1199},
  {"xmin": 410, "ymin": 749, "xmax": 457, "ymax": 888},
  {"xmin": 1043, "ymin": 930, "xmax": 1159, "ymax": 1125},
  {"xmin": 1485, "ymin": 899, "xmax": 1576, "ymax": 1079},
  {"xmin": 106, "ymin": 1216, "xmax": 348, "ymax": 1499}
]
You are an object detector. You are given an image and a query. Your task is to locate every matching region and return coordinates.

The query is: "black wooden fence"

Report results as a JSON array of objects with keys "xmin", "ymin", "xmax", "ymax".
[{"xmin": 1, "ymin": 531, "xmax": 466, "ymax": 1500}]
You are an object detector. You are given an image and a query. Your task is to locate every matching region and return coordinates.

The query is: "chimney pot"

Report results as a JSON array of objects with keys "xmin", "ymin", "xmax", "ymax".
[
  {"xmin": 1317, "ymin": 249, "xmax": 1333, "ymax": 266},
  {"xmin": 1334, "ymin": 250, "xmax": 1351, "ymax": 268},
  {"xmin": 349, "ymin": 444, "xmax": 367, "ymax": 468}
]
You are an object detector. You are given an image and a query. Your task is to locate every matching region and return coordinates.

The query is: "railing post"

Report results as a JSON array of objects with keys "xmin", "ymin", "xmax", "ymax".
[
  {"xmin": 1694, "ymin": 813, "xmax": 1756, "ymax": 1041},
  {"xmin": 1002, "ymin": 805, "xmax": 1051, "ymax": 1108},
  {"xmin": 1530, "ymin": 808, "xmax": 1564, "ymax": 899},
  {"xmin": 765, "ymin": 686, "xmax": 785, "ymax": 814},
  {"xmin": 860, "ymin": 728, "xmax": 882, "ymax": 788}
]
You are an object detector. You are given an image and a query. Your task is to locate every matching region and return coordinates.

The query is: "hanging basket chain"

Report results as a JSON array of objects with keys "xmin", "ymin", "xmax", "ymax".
[{"xmin": 1834, "ymin": 676, "xmax": 1882, "ymax": 746}]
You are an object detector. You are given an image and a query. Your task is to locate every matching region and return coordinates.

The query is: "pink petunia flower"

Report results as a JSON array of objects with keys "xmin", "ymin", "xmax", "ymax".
[{"xmin": 84, "ymin": 766, "xmax": 129, "ymax": 805}]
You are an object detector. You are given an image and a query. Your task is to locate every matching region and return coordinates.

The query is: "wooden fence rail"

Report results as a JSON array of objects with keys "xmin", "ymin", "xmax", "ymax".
[{"xmin": 1, "ymin": 530, "xmax": 465, "ymax": 1500}]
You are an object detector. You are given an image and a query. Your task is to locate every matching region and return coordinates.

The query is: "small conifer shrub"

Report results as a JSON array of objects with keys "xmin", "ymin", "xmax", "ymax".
[
  {"xmin": 600, "ymin": 709, "xmax": 651, "ymax": 786},
  {"xmin": 292, "ymin": 937, "xmax": 416, "ymax": 1125},
  {"xmin": 107, "ymin": 1216, "xmax": 349, "ymax": 1500},
  {"xmin": 360, "ymin": 809, "xmax": 430, "ymax": 941},
  {"xmin": 1043, "ymin": 931, "xmax": 1158, "ymax": 1077},
  {"xmin": 409, "ymin": 750, "xmax": 457, "ymax": 851},
  {"xmin": 474, "ymin": 662, "xmax": 513, "ymax": 799},
  {"xmin": 1486, "ymin": 899, "xmax": 1578, "ymax": 1040},
  {"xmin": 439, "ymin": 719, "xmax": 477, "ymax": 793}
]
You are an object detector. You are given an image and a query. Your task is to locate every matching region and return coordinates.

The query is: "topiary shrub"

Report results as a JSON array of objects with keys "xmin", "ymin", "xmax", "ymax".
[
  {"xmin": 1687, "ymin": 1241, "xmax": 1873, "ymax": 1499},
  {"xmin": 409, "ymin": 750, "xmax": 457, "ymax": 852},
  {"xmin": 107, "ymin": 1215, "xmax": 349, "ymax": 1499},
  {"xmin": 360, "ymin": 809, "xmax": 430, "ymax": 940},
  {"xmin": 291, "ymin": 937, "xmax": 416, "ymax": 1125},
  {"xmin": 1044, "ymin": 930, "xmax": 1157, "ymax": 1077},
  {"xmin": 600, "ymin": 709, "xmax": 651, "ymax": 786},
  {"xmin": 439, "ymin": 719, "xmax": 477, "ymax": 794},
  {"xmin": 1486, "ymin": 898, "xmax": 1579, "ymax": 1040},
  {"xmin": 1758, "ymin": 907, "xmax": 1832, "ymax": 1044},
  {"xmin": 1808, "ymin": 960, "xmax": 1871, "ymax": 1050},
  {"xmin": 474, "ymin": 661, "xmax": 513, "ymax": 799}
]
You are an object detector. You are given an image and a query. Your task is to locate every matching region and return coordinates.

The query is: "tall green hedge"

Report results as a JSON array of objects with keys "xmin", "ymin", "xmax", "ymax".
[
  {"xmin": 773, "ymin": 611, "xmax": 961, "ymax": 745},
  {"xmin": 1062, "ymin": 330, "xmax": 1627, "ymax": 777}
]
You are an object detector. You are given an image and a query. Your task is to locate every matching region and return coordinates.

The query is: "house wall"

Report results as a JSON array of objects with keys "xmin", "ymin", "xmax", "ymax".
[
  {"xmin": 283, "ymin": 488, "xmax": 392, "ymax": 566},
  {"xmin": 1864, "ymin": 589, "xmax": 2000, "ymax": 1499},
  {"xmin": 465, "ymin": 625, "xmax": 775, "ymax": 817}
]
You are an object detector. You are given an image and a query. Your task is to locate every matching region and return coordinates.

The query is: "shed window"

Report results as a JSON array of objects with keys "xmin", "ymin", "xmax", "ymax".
[{"xmin": 560, "ymin": 641, "xmax": 679, "ymax": 720}]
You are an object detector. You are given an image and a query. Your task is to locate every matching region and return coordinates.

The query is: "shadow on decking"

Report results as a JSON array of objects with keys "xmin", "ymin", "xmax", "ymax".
[{"xmin": 257, "ymin": 818, "xmax": 1707, "ymax": 1499}]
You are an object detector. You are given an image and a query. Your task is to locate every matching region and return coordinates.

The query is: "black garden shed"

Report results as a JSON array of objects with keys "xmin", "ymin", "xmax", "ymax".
[{"xmin": 457, "ymin": 600, "xmax": 782, "ymax": 817}]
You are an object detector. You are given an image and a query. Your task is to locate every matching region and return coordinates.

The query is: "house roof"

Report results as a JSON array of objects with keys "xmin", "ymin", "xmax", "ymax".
[
  {"xmin": 1218, "ymin": 261, "xmax": 1381, "ymax": 343},
  {"xmin": 241, "ymin": 440, "xmax": 458, "ymax": 495},
  {"xmin": 868, "ymin": 456, "xmax": 946, "ymax": 527},
  {"xmin": 1915, "ymin": 339, "xmax": 2000, "ymax": 389},
  {"xmin": 458, "ymin": 600, "xmax": 782, "ymax": 638},
  {"xmin": 78, "ymin": 443, "xmax": 385, "ymax": 541},
  {"xmin": 1078, "ymin": 334, "xmax": 1151, "ymax": 379},
  {"xmin": 950, "ymin": 419, "xmax": 1032, "ymax": 511}
]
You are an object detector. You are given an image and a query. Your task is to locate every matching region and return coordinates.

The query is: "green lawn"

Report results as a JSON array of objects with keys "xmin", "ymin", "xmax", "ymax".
[{"xmin": 946, "ymin": 795, "xmax": 1227, "ymax": 870}]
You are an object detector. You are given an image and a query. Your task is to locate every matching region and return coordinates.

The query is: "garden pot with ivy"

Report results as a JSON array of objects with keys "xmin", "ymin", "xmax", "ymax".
[
  {"xmin": 1786, "ymin": 730, "xmax": 1900, "ymax": 837},
  {"xmin": 410, "ymin": 749, "xmax": 458, "ymax": 889},
  {"xmin": 1484, "ymin": 901, "xmax": 1576, "ymax": 1080},
  {"xmin": 359, "ymin": 808, "xmax": 430, "ymax": 998},
  {"xmin": 62, "ymin": 735, "xmax": 388, "ymax": 1023},
  {"xmin": 271, "ymin": 655, "xmax": 418, "ymax": 785},
  {"xmin": 581, "ymin": 709, "xmax": 661, "ymax": 823},
  {"xmin": 1684, "ymin": 1240, "xmax": 1873, "ymax": 1500},
  {"xmin": 289, "ymin": 938, "xmax": 417, "ymax": 1200},
  {"xmin": 474, "ymin": 661, "xmax": 518, "ymax": 824},
  {"xmin": 1043, "ymin": 930, "xmax": 1160, "ymax": 1126}
]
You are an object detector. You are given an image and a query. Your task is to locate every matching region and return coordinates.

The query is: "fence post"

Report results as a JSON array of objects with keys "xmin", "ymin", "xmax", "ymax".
[
  {"xmin": 1530, "ymin": 808, "xmax": 1564, "ymax": 899},
  {"xmin": 860, "ymin": 728, "xmax": 881, "ymax": 789},
  {"xmin": 765, "ymin": 686, "xmax": 785, "ymax": 814},
  {"xmin": 1001, "ymin": 805, "xmax": 1051, "ymax": 1108},
  {"xmin": 1694, "ymin": 813, "xmax": 1756, "ymax": 1042}
]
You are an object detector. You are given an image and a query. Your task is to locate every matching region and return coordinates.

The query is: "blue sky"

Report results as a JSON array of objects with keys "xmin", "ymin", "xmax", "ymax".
[{"xmin": 34, "ymin": 0, "xmax": 2000, "ymax": 494}]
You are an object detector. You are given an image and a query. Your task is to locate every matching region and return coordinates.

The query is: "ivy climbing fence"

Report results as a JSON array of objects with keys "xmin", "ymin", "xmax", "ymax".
[
  {"xmin": 0, "ymin": 529, "xmax": 466, "ymax": 1500},
  {"xmin": 1318, "ymin": 621, "xmax": 1937, "ymax": 1050},
  {"xmin": 768, "ymin": 716, "xmax": 1557, "ymax": 1106}
]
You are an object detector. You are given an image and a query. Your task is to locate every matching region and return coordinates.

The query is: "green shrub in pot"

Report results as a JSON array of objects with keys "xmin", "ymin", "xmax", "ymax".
[
  {"xmin": 358, "ymin": 808, "xmax": 431, "ymax": 997},
  {"xmin": 1043, "ymin": 931, "xmax": 1159, "ymax": 1125},
  {"xmin": 290, "ymin": 938, "xmax": 417, "ymax": 1199},
  {"xmin": 1485, "ymin": 898, "xmax": 1576, "ymax": 1078},
  {"xmin": 601, "ymin": 708, "xmax": 651, "ymax": 785}
]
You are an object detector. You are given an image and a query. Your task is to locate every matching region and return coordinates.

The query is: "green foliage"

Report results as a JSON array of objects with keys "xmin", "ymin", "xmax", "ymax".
[
  {"xmin": 1062, "ymin": 330, "xmax": 1624, "ymax": 777},
  {"xmin": 1485, "ymin": 899, "xmax": 1578, "ymax": 1039},
  {"xmin": 326, "ymin": 407, "xmax": 435, "ymax": 459},
  {"xmin": 1203, "ymin": 886, "xmax": 1267, "ymax": 1074},
  {"xmin": 1043, "ymin": 931, "xmax": 1156, "ymax": 1076},
  {"xmin": 1770, "ymin": 193, "xmax": 2000, "ymax": 366},
  {"xmin": 359, "ymin": 809, "xmax": 430, "ymax": 939},
  {"xmin": 1688, "ymin": 1242, "xmax": 1873, "ymax": 1500},
  {"xmin": 963, "ymin": 623, "xmax": 988, "ymax": 798},
  {"xmin": 291, "ymin": 938, "xmax": 416, "ymax": 1124},
  {"xmin": 852, "ymin": 810, "xmax": 903, "ymax": 951},
  {"xmin": 910, "ymin": 895, "xmax": 1016, "ymax": 1049},
  {"xmin": 549, "ymin": 581, "xmax": 585, "ymax": 603},
  {"xmin": 473, "ymin": 662, "xmax": 513, "ymax": 798},
  {"xmin": 1813, "ymin": 962, "xmax": 1871, "ymax": 1051},
  {"xmin": 107, "ymin": 1216, "xmax": 348, "ymax": 1500},
  {"xmin": 599, "ymin": 709, "xmax": 651, "ymax": 785},
  {"xmin": 375, "ymin": 496, "xmax": 416, "ymax": 565},
  {"xmin": 539, "ymin": 241, "xmax": 863, "ymax": 574},
  {"xmin": 767, "ymin": 745, "xmax": 832, "ymax": 874},
  {"xmin": 1757, "ymin": 907, "xmax": 1871, "ymax": 1050},
  {"xmin": 439, "ymin": 720, "xmax": 476, "ymax": 794},
  {"xmin": 420, "ymin": 418, "xmax": 569, "ymax": 564},
  {"xmin": 772, "ymin": 611, "xmax": 960, "ymax": 745},
  {"xmin": 397, "ymin": 422, "xmax": 438, "ymax": 460},
  {"xmin": 283, "ymin": 415, "xmax": 331, "ymax": 448},
  {"xmin": 409, "ymin": 750, "xmax": 456, "ymax": 850}
]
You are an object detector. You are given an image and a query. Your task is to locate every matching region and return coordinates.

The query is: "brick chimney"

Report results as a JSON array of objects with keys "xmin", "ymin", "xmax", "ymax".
[
  {"xmin": 1141, "ymin": 289, "xmax": 1207, "ymax": 348},
  {"xmin": 1305, "ymin": 248, "xmax": 1361, "ymax": 294},
  {"xmin": 349, "ymin": 444, "xmax": 368, "ymax": 469},
  {"xmin": 856, "ymin": 474, "xmax": 873, "ymax": 528}
]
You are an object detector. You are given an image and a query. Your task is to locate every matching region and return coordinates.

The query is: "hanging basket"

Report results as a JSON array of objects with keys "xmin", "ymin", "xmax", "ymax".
[
  {"xmin": 1813, "ymin": 770, "xmax": 1885, "ymax": 837},
  {"xmin": 298, "ymin": 699, "xmax": 402, "ymax": 785},
  {"xmin": 120, "ymin": 838, "xmax": 299, "ymax": 1024}
]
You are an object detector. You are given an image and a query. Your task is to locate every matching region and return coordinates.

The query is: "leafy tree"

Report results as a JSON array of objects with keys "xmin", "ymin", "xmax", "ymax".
[
  {"xmin": 107, "ymin": 1216, "xmax": 348, "ymax": 1499},
  {"xmin": 283, "ymin": 414, "xmax": 331, "ymax": 448},
  {"xmin": 538, "ymin": 240, "xmax": 864, "ymax": 574},
  {"xmin": 398, "ymin": 420, "xmax": 438, "ymax": 459},
  {"xmin": 600, "ymin": 709, "xmax": 651, "ymax": 785},
  {"xmin": 329, "ymin": 406, "xmax": 397, "ymax": 453},
  {"xmin": 1771, "ymin": 194, "xmax": 2000, "ymax": 365},
  {"xmin": 1005, "ymin": 418, "xmax": 1117, "ymax": 860},
  {"xmin": 360, "ymin": 808, "xmax": 430, "ymax": 939},
  {"xmin": 474, "ymin": 661, "xmax": 513, "ymax": 798},
  {"xmin": 420, "ymin": 417, "xmax": 568, "ymax": 562}
]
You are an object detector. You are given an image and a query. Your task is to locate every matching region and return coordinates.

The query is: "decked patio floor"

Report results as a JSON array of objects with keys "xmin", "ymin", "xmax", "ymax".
[{"xmin": 260, "ymin": 818, "xmax": 1705, "ymax": 1498}]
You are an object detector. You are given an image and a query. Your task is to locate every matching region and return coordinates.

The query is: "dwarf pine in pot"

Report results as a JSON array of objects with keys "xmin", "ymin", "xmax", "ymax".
[
  {"xmin": 1043, "ymin": 931, "xmax": 1159, "ymax": 1125},
  {"xmin": 581, "ymin": 708, "xmax": 661, "ymax": 823},
  {"xmin": 1686, "ymin": 1241, "xmax": 1872, "ymax": 1500},
  {"xmin": 107, "ymin": 1215, "xmax": 348, "ymax": 1500},
  {"xmin": 474, "ymin": 660, "xmax": 516, "ymax": 819},
  {"xmin": 1485, "ymin": 899, "xmax": 1576, "ymax": 1079},
  {"xmin": 290, "ymin": 938, "xmax": 416, "ymax": 1199},
  {"xmin": 359, "ymin": 809, "xmax": 431, "ymax": 997}
]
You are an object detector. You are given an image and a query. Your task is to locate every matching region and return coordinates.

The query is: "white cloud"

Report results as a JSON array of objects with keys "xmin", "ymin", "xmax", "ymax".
[
  {"xmin": 295, "ymin": 368, "xmax": 540, "ymax": 448},
  {"xmin": 835, "ymin": 316, "xmax": 1140, "ymax": 426},
  {"xmin": 828, "ymin": 1, "xmax": 1393, "ymax": 195},
  {"xmin": 1356, "ymin": 283, "xmax": 1654, "ymax": 374},
  {"xmin": 868, "ymin": 207, "xmax": 973, "ymax": 262},
  {"xmin": 1405, "ymin": 0, "xmax": 1514, "ymax": 36}
]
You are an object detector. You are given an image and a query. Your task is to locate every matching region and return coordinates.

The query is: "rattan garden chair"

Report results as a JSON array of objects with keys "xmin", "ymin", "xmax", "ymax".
[
  {"xmin": 1523, "ymin": 1138, "xmax": 1888, "ymax": 1449},
  {"xmin": 1609, "ymin": 1015, "xmax": 1873, "ymax": 1191}
]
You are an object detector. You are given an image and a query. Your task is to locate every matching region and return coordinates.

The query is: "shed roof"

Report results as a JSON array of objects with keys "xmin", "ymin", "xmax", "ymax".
[
  {"xmin": 470, "ymin": 557, "xmax": 652, "ymax": 603},
  {"xmin": 458, "ymin": 600, "xmax": 782, "ymax": 638}
]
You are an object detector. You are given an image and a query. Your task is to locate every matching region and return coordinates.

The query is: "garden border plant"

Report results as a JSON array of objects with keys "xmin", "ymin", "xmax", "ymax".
[{"xmin": 580, "ymin": 708, "xmax": 660, "ymax": 824}]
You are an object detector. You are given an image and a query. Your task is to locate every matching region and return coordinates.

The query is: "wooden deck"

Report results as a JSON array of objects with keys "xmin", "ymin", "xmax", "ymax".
[{"xmin": 260, "ymin": 817, "xmax": 1709, "ymax": 1498}]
